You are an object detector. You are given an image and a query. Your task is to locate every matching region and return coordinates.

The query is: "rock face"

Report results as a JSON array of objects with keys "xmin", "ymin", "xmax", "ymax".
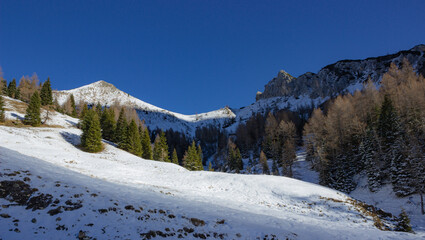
[{"xmin": 257, "ymin": 44, "xmax": 425, "ymax": 101}]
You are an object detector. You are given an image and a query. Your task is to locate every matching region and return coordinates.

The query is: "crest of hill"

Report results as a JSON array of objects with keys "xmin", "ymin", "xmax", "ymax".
[{"xmin": 53, "ymin": 80, "xmax": 236, "ymax": 123}]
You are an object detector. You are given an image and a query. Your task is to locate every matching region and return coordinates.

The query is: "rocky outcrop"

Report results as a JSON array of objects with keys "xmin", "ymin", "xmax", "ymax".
[{"xmin": 257, "ymin": 44, "xmax": 425, "ymax": 101}]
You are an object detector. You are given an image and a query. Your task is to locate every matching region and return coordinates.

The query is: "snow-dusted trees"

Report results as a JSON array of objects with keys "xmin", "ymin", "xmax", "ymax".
[
  {"xmin": 24, "ymin": 91, "xmax": 41, "ymax": 126},
  {"xmin": 81, "ymin": 109, "xmax": 103, "ymax": 152},
  {"xmin": 304, "ymin": 59, "xmax": 425, "ymax": 199}
]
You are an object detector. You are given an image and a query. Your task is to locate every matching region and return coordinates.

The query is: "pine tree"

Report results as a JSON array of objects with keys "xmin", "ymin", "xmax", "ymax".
[
  {"xmin": 172, "ymin": 148, "xmax": 179, "ymax": 164},
  {"xmin": 127, "ymin": 120, "xmax": 142, "ymax": 156},
  {"xmin": 183, "ymin": 141, "xmax": 203, "ymax": 171},
  {"xmin": 95, "ymin": 102, "xmax": 102, "ymax": 117},
  {"xmin": 153, "ymin": 134, "xmax": 162, "ymax": 161},
  {"xmin": 1, "ymin": 79, "xmax": 7, "ymax": 95},
  {"xmin": 80, "ymin": 109, "xmax": 103, "ymax": 152},
  {"xmin": 69, "ymin": 94, "xmax": 77, "ymax": 117},
  {"xmin": 141, "ymin": 127, "xmax": 153, "ymax": 159},
  {"xmin": 7, "ymin": 79, "xmax": 17, "ymax": 99},
  {"xmin": 0, "ymin": 95, "xmax": 5, "ymax": 122},
  {"xmin": 260, "ymin": 150, "xmax": 269, "ymax": 174},
  {"xmin": 395, "ymin": 209, "xmax": 412, "ymax": 232},
  {"xmin": 100, "ymin": 108, "xmax": 116, "ymax": 142},
  {"xmin": 80, "ymin": 104, "xmax": 88, "ymax": 119},
  {"xmin": 24, "ymin": 91, "xmax": 41, "ymax": 126},
  {"xmin": 160, "ymin": 132, "xmax": 170, "ymax": 162},
  {"xmin": 115, "ymin": 108, "xmax": 127, "ymax": 144},
  {"xmin": 208, "ymin": 162, "xmax": 214, "ymax": 171},
  {"xmin": 40, "ymin": 78, "xmax": 53, "ymax": 106}
]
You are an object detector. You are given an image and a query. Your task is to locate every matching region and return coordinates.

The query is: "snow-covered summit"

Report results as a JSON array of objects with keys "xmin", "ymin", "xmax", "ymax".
[{"xmin": 54, "ymin": 80, "xmax": 236, "ymax": 135}]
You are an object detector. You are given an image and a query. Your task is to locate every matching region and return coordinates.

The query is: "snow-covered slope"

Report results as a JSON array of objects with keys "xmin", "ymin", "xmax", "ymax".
[
  {"xmin": 0, "ymin": 106, "xmax": 420, "ymax": 239},
  {"xmin": 54, "ymin": 81, "xmax": 235, "ymax": 135},
  {"xmin": 1, "ymin": 126, "xmax": 420, "ymax": 239}
]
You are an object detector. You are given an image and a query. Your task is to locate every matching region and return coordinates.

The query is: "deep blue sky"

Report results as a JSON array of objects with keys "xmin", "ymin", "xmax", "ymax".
[{"xmin": 1, "ymin": 0, "xmax": 425, "ymax": 114}]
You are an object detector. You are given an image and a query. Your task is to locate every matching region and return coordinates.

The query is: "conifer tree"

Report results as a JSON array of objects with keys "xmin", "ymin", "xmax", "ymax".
[
  {"xmin": 81, "ymin": 109, "xmax": 103, "ymax": 152},
  {"xmin": 153, "ymin": 132, "xmax": 170, "ymax": 162},
  {"xmin": 95, "ymin": 102, "xmax": 102, "ymax": 117},
  {"xmin": 100, "ymin": 108, "xmax": 116, "ymax": 142},
  {"xmin": 40, "ymin": 78, "xmax": 53, "ymax": 106},
  {"xmin": 69, "ymin": 94, "xmax": 77, "ymax": 117},
  {"xmin": 125, "ymin": 119, "xmax": 142, "ymax": 156},
  {"xmin": 24, "ymin": 91, "xmax": 41, "ymax": 126},
  {"xmin": 260, "ymin": 150, "xmax": 269, "ymax": 174},
  {"xmin": 1, "ymin": 79, "xmax": 7, "ymax": 95},
  {"xmin": 208, "ymin": 162, "xmax": 214, "ymax": 171},
  {"xmin": 80, "ymin": 104, "xmax": 88, "ymax": 119},
  {"xmin": 183, "ymin": 141, "xmax": 203, "ymax": 170},
  {"xmin": 272, "ymin": 159, "xmax": 279, "ymax": 175},
  {"xmin": 115, "ymin": 108, "xmax": 127, "ymax": 144},
  {"xmin": 172, "ymin": 148, "xmax": 179, "ymax": 164},
  {"xmin": 141, "ymin": 127, "xmax": 153, "ymax": 159},
  {"xmin": 7, "ymin": 79, "xmax": 17, "ymax": 98},
  {"xmin": 0, "ymin": 95, "xmax": 5, "ymax": 122}
]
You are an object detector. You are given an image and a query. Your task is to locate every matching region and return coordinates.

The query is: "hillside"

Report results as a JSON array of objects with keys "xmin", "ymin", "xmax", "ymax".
[
  {"xmin": 0, "ymin": 98, "xmax": 421, "ymax": 239},
  {"xmin": 53, "ymin": 81, "xmax": 235, "ymax": 136}
]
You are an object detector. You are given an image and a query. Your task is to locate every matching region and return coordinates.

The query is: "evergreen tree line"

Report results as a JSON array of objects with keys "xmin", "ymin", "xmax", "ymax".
[
  {"xmin": 304, "ymin": 59, "xmax": 425, "ymax": 214},
  {"xmin": 0, "ymin": 71, "xmax": 53, "ymax": 126}
]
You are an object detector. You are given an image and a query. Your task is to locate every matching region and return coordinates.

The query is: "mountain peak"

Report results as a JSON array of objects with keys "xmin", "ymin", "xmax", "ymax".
[
  {"xmin": 89, "ymin": 80, "xmax": 117, "ymax": 89},
  {"xmin": 410, "ymin": 44, "xmax": 425, "ymax": 52}
]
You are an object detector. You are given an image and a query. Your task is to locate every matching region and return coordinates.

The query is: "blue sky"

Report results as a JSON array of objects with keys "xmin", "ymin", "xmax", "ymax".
[{"xmin": 1, "ymin": 0, "xmax": 425, "ymax": 114}]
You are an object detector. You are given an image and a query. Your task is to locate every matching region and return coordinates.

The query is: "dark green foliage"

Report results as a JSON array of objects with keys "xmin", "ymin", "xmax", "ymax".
[
  {"xmin": 0, "ymin": 95, "xmax": 5, "ymax": 122},
  {"xmin": 153, "ymin": 132, "xmax": 169, "ymax": 162},
  {"xmin": 80, "ymin": 104, "xmax": 88, "ymax": 119},
  {"xmin": 227, "ymin": 142, "xmax": 243, "ymax": 172},
  {"xmin": 81, "ymin": 109, "xmax": 103, "ymax": 153},
  {"xmin": 172, "ymin": 148, "xmax": 179, "ymax": 164},
  {"xmin": 95, "ymin": 102, "xmax": 102, "ymax": 117},
  {"xmin": 395, "ymin": 209, "xmax": 412, "ymax": 232},
  {"xmin": 123, "ymin": 120, "xmax": 142, "ymax": 156},
  {"xmin": 115, "ymin": 108, "xmax": 127, "ymax": 144},
  {"xmin": 70, "ymin": 94, "xmax": 77, "ymax": 117},
  {"xmin": 100, "ymin": 108, "xmax": 116, "ymax": 142},
  {"xmin": 1, "ymin": 79, "xmax": 7, "ymax": 95},
  {"xmin": 141, "ymin": 127, "xmax": 153, "ymax": 159},
  {"xmin": 183, "ymin": 141, "xmax": 203, "ymax": 171},
  {"xmin": 40, "ymin": 78, "xmax": 53, "ymax": 106},
  {"xmin": 24, "ymin": 91, "xmax": 41, "ymax": 126},
  {"xmin": 7, "ymin": 79, "xmax": 17, "ymax": 99}
]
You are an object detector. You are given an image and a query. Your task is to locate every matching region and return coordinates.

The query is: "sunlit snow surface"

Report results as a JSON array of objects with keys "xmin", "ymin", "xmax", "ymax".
[{"xmin": 0, "ymin": 100, "xmax": 422, "ymax": 239}]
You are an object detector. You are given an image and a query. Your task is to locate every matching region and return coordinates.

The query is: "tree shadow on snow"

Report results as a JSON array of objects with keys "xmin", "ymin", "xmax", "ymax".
[
  {"xmin": 11, "ymin": 113, "xmax": 24, "ymax": 120},
  {"xmin": 59, "ymin": 131, "xmax": 81, "ymax": 147}
]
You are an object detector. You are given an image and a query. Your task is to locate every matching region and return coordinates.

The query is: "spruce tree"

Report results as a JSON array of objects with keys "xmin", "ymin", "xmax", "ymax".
[
  {"xmin": 80, "ymin": 104, "xmax": 88, "ymax": 119},
  {"xmin": 69, "ymin": 94, "xmax": 77, "ymax": 117},
  {"xmin": 153, "ymin": 134, "xmax": 162, "ymax": 161},
  {"xmin": 126, "ymin": 119, "xmax": 143, "ymax": 156},
  {"xmin": 183, "ymin": 141, "xmax": 203, "ymax": 171},
  {"xmin": 24, "ymin": 91, "xmax": 41, "ymax": 126},
  {"xmin": 81, "ymin": 109, "xmax": 103, "ymax": 152},
  {"xmin": 1, "ymin": 79, "xmax": 7, "ymax": 95},
  {"xmin": 40, "ymin": 78, "xmax": 53, "ymax": 106},
  {"xmin": 172, "ymin": 148, "xmax": 179, "ymax": 164},
  {"xmin": 159, "ymin": 132, "xmax": 170, "ymax": 162},
  {"xmin": 115, "ymin": 108, "xmax": 127, "ymax": 144},
  {"xmin": 260, "ymin": 150, "xmax": 269, "ymax": 174},
  {"xmin": 7, "ymin": 79, "xmax": 17, "ymax": 98},
  {"xmin": 100, "ymin": 108, "xmax": 116, "ymax": 142},
  {"xmin": 141, "ymin": 127, "xmax": 153, "ymax": 159},
  {"xmin": 0, "ymin": 95, "xmax": 5, "ymax": 122},
  {"xmin": 95, "ymin": 102, "xmax": 102, "ymax": 117}
]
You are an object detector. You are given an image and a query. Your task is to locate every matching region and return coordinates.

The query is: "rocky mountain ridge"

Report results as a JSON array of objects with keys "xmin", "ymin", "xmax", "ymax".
[{"xmin": 257, "ymin": 44, "xmax": 425, "ymax": 101}]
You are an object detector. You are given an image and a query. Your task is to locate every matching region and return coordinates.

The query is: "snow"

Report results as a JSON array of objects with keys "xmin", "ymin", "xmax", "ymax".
[
  {"xmin": 0, "ymin": 123, "xmax": 421, "ymax": 238},
  {"xmin": 53, "ymin": 81, "xmax": 235, "ymax": 135}
]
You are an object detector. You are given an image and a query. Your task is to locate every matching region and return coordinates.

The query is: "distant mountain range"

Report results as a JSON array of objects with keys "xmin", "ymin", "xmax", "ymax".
[{"xmin": 53, "ymin": 44, "xmax": 425, "ymax": 135}]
